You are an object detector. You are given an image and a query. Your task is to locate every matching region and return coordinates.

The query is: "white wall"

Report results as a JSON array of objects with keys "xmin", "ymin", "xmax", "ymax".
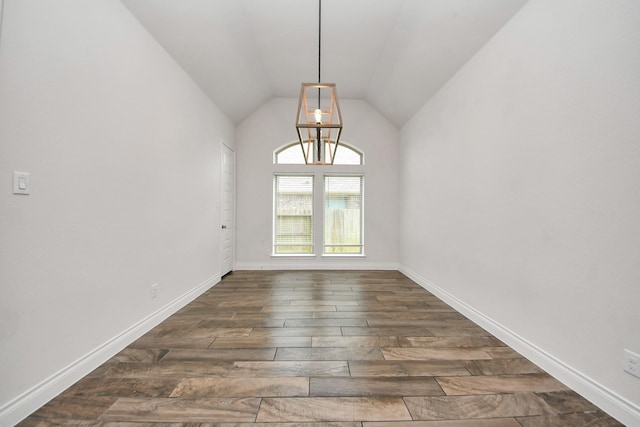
[
  {"xmin": 235, "ymin": 98, "xmax": 399, "ymax": 269},
  {"xmin": 399, "ymin": 0, "xmax": 640, "ymax": 424},
  {"xmin": 0, "ymin": 0, "xmax": 233, "ymax": 424}
]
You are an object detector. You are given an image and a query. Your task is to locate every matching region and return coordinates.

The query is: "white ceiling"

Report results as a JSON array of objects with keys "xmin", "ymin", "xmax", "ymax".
[{"xmin": 120, "ymin": 0, "xmax": 528, "ymax": 126}]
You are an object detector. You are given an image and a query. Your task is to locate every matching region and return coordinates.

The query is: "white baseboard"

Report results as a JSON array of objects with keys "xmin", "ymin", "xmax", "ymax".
[
  {"xmin": 399, "ymin": 265, "xmax": 640, "ymax": 427},
  {"xmin": 0, "ymin": 274, "xmax": 221, "ymax": 427},
  {"xmin": 234, "ymin": 261, "xmax": 399, "ymax": 271}
]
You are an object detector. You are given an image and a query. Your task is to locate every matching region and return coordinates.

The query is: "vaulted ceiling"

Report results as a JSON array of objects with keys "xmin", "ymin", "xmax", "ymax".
[{"xmin": 120, "ymin": 0, "xmax": 528, "ymax": 127}]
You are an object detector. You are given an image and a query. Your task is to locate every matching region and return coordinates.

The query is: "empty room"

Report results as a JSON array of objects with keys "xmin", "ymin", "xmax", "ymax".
[{"xmin": 1, "ymin": 0, "xmax": 639, "ymax": 426}]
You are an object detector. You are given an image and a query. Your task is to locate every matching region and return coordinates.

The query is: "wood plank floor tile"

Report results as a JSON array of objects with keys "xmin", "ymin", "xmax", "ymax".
[
  {"xmin": 169, "ymin": 377, "xmax": 309, "ymax": 397},
  {"xmin": 18, "ymin": 419, "xmax": 97, "ymax": 426},
  {"xmin": 210, "ymin": 336, "xmax": 311, "ymax": 348},
  {"xmin": 362, "ymin": 419, "xmax": 522, "ymax": 427},
  {"xmin": 130, "ymin": 335, "xmax": 216, "ymax": 349},
  {"xmin": 215, "ymin": 301, "xmax": 283, "ymax": 309},
  {"xmin": 436, "ymin": 373, "xmax": 569, "ymax": 395},
  {"xmin": 310, "ymin": 376, "xmax": 444, "ymax": 397},
  {"xmin": 381, "ymin": 348, "xmax": 492, "ymax": 361},
  {"xmin": 230, "ymin": 361, "xmax": 349, "ymax": 377},
  {"xmin": 172, "ymin": 307, "xmax": 237, "ymax": 316},
  {"xmin": 283, "ymin": 318, "xmax": 368, "ymax": 327},
  {"xmin": 250, "ymin": 327, "xmax": 342, "ymax": 337},
  {"xmin": 275, "ymin": 347, "xmax": 384, "ymax": 361},
  {"xmin": 270, "ymin": 292, "xmax": 345, "ymax": 299},
  {"xmin": 367, "ymin": 318, "xmax": 477, "ymax": 328},
  {"xmin": 200, "ymin": 423, "xmax": 362, "ymax": 427},
  {"xmin": 198, "ymin": 319, "xmax": 285, "ymax": 328},
  {"xmin": 289, "ymin": 299, "xmax": 359, "ymax": 306},
  {"xmin": 150, "ymin": 327, "xmax": 253, "ymax": 338},
  {"xmin": 534, "ymin": 390, "xmax": 599, "ymax": 413},
  {"xmin": 401, "ymin": 336, "xmax": 505, "ymax": 348},
  {"xmin": 427, "ymin": 327, "xmax": 492, "ymax": 337},
  {"xmin": 99, "ymin": 397, "xmax": 261, "ymax": 423},
  {"xmin": 404, "ymin": 393, "xmax": 557, "ymax": 420},
  {"xmin": 106, "ymin": 348, "xmax": 169, "ymax": 363},
  {"xmin": 61, "ymin": 377, "xmax": 180, "ymax": 398},
  {"xmin": 348, "ymin": 360, "xmax": 470, "ymax": 377},
  {"xmin": 516, "ymin": 411, "xmax": 625, "ymax": 427},
  {"xmin": 314, "ymin": 311, "xmax": 458, "ymax": 319},
  {"xmin": 342, "ymin": 327, "xmax": 435, "ymax": 337},
  {"xmin": 256, "ymin": 397, "xmax": 412, "ymax": 422},
  {"xmin": 161, "ymin": 317, "xmax": 235, "ymax": 328},
  {"xmin": 464, "ymin": 358, "xmax": 543, "ymax": 375},
  {"xmin": 200, "ymin": 327, "xmax": 256, "ymax": 336},
  {"xmin": 263, "ymin": 305, "xmax": 337, "ymax": 313},
  {"xmin": 232, "ymin": 312, "xmax": 313, "ymax": 320},
  {"xmin": 312, "ymin": 336, "xmax": 399, "ymax": 348},
  {"xmin": 313, "ymin": 311, "xmax": 382, "ymax": 319},
  {"xmin": 25, "ymin": 396, "xmax": 117, "ymax": 421},
  {"xmin": 161, "ymin": 348, "xmax": 276, "ymax": 362},
  {"xmin": 96, "ymin": 361, "xmax": 235, "ymax": 378},
  {"xmin": 335, "ymin": 304, "xmax": 414, "ymax": 312},
  {"xmin": 481, "ymin": 347, "xmax": 523, "ymax": 359},
  {"xmin": 375, "ymin": 295, "xmax": 439, "ymax": 302}
]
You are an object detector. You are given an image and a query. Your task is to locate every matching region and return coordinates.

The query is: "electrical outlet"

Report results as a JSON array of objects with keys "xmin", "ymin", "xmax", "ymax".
[
  {"xmin": 623, "ymin": 349, "xmax": 640, "ymax": 378},
  {"xmin": 150, "ymin": 283, "xmax": 158, "ymax": 299}
]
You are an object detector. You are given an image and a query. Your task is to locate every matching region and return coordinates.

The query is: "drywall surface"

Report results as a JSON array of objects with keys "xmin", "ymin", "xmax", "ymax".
[
  {"xmin": 235, "ymin": 98, "xmax": 399, "ymax": 269},
  {"xmin": 0, "ymin": 0, "xmax": 233, "ymax": 421},
  {"xmin": 399, "ymin": 0, "xmax": 640, "ymax": 423}
]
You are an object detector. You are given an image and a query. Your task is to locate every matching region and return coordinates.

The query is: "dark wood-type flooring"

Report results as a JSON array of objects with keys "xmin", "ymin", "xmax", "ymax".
[{"xmin": 20, "ymin": 270, "xmax": 623, "ymax": 426}]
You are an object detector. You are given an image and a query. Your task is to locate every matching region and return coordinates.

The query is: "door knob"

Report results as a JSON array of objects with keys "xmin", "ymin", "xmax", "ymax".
[{"xmin": 221, "ymin": 225, "xmax": 227, "ymax": 229}]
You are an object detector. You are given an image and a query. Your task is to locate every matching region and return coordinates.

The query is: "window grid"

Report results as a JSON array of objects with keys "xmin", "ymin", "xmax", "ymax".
[{"xmin": 275, "ymin": 142, "xmax": 363, "ymax": 165}]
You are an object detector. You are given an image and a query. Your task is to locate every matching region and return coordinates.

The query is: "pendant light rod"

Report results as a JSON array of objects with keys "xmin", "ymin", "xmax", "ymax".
[
  {"xmin": 317, "ymin": 0, "xmax": 322, "ymax": 112},
  {"xmin": 318, "ymin": 0, "xmax": 322, "ymax": 84},
  {"xmin": 316, "ymin": 0, "xmax": 322, "ymax": 161}
]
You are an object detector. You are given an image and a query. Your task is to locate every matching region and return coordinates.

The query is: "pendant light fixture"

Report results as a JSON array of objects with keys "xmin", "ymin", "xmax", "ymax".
[{"xmin": 295, "ymin": 0, "xmax": 343, "ymax": 165}]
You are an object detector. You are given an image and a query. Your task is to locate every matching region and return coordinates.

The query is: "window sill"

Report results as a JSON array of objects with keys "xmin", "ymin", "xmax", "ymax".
[
  {"xmin": 270, "ymin": 254, "xmax": 366, "ymax": 258},
  {"xmin": 321, "ymin": 254, "xmax": 366, "ymax": 258},
  {"xmin": 271, "ymin": 254, "xmax": 317, "ymax": 258}
]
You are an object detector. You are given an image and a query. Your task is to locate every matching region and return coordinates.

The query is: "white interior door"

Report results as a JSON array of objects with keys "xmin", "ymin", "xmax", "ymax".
[{"xmin": 220, "ymin": 143, "xmax": 235, "ymax": 276}]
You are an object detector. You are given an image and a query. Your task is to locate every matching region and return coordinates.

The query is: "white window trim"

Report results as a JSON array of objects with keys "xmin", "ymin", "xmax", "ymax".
[{"xmin": 273, "ymin": 140, "xmax": 365, "ymax": 257}]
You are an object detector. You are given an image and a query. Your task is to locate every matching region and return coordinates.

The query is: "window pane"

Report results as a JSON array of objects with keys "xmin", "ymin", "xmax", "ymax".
[
  {"xmin": 274, "ymin": 175, "xmax": 313, "ymax": 254},
  {"xmin": 275, "ymin": 142, "xmax": 362, "ymax": 165},
  {"xmin": 275, "ymin": 144, "xmax": 305, "ymax": 164},
  {"xmin": 324, "ymin": 176, "xmax": 363, "ymax": 254},
  {"xmin": 333, "ymin": 144, "xmax": 362, "ymax": 165}
]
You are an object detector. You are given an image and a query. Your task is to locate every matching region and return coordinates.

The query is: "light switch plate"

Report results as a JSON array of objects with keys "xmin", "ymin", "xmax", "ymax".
[{"xmin": 13, "ymin": 171, "xmax": 30, "ymax": 195}]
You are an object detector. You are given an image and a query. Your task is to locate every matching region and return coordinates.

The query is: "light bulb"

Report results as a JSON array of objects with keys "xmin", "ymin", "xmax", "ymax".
[{"xmin": 314, "ymin": 108, "xmax": 322, "ymax": 124}]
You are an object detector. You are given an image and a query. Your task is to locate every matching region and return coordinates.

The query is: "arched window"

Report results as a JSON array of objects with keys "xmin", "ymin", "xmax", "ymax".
[
  {"xmin": 274, "ymin": 142, "xmax": 363, "ymax": 165},
  {"xmin": 273, "ymin": 141, "xmax": 365, "ymax": 256}
]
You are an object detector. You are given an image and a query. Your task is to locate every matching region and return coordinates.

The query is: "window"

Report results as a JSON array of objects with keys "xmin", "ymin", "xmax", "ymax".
[
  {"xmin": 275, "ymin": 142, "xmax": 363, "ymax": 165},
  {"xmin": 273, "ymin": 175, "xmax": 314, "ymax": 254},
  {"xmin": 324, "ymin": 176, "xmax": 363, "ymax": 254},
  {"xmin": 273, "ymin": 142, "xmax": 364, "ymax": 256}
]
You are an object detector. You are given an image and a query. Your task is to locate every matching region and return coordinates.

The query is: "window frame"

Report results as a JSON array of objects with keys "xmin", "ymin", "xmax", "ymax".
[{"xmin": 272, "ymin": 141, "xmax": 365, "ymax": 258}]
